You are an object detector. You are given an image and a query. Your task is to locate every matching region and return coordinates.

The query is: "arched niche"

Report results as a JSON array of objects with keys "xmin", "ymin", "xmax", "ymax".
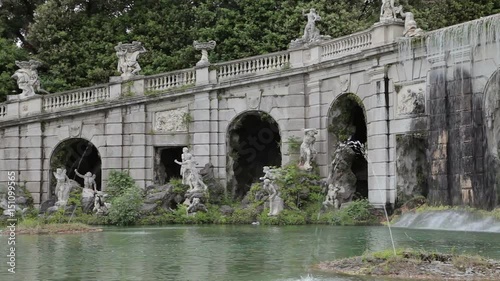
[
  {"xmin": 49, "ymin": 138, "xmax": 102, "ymax": 195},
  {"xmin": 327, "ymin": 93, "xmax": 368, "ymax": 199},
  {"xmin": 226, "ymin": 110, "xmax": 281, "ymax": 199}
]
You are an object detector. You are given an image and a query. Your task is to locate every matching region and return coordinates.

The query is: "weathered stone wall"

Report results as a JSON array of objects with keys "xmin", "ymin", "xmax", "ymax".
[{"xmin": 1, "ymin": 18, "xmax": 499, "ymax": 209}]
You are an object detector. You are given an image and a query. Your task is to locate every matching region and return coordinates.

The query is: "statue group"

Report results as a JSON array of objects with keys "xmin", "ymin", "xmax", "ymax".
[
  {"xmin": 260, "ymin": 166, "xmax": 283, "ymax": 216},
  {"xmin": 174, "ymin": 147, "xmax": 209, "ymax": 213},
  {"xmin": 11, "ymin": 60, "xmax": 45, "ymax": 98},
  {"xmin": 53, "ymin": 168, "xmax": 75, "ymax": 207},
  {"xmin": 51, "ymin": 167, "xmax": 110, "ymax": 214},
  {"xmin": 115, "ymin": 41, "xmax": 147, "ymax": 79},
  {"xmin": 379, "ymin": 0, "xmax": 424, "ymax": 37}
]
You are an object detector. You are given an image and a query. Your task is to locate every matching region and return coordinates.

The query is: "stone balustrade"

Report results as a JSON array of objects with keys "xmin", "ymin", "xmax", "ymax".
[
  {"xmin": 145, "ymin": 68, "xmax": 196, "ymax": 91},
  {"xmin": 0, "ymin": 20, "xmax": 406, "ymax": 120},
  {"xmin": 321, "ymin": 29, "xmax": 373, "ymax": 60},
  {"xmin": 0, "ymin": 104, "xmax": 6, "ymax": 118},
  {"xmin": 43, "ymin": 85, "xmax": 110, "ymax": 112},
  {"xmin": 215, "ymin": 51, "xmax": 290, "ymax": 81}
]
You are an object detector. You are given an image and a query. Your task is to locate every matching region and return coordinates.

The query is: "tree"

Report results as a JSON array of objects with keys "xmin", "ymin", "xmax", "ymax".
[
  {"xmin": 0, "ymin": 31, "xmax": 29, "ymax": 102},
  {"xmin": 0, "ymin": 0, "xmax": 44, "ymax": 52},
  {"xmin": 1, "ymin": 0, "xmax": 499, "ymax": 98}
]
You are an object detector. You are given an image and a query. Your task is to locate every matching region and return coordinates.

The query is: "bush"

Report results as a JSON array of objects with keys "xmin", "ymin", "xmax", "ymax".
[
  {"xmin": 108, "ymin": 186, "xmax": 143, "ymax": 226},
  {"xmin": 267, "ymin": 164, "xmax": 323, "ymax": 210},
  {"xmin": 229, "ymin": 207, "xmax": 259, "ymax": 224},
  {"xmin": 259, "ymin": 209, "xmax": 307, "ymax": 225},
  {"xmin": 170, "ymin": 178, "xmax": 189, "ymax": 195},
  {"xmin": 105, "ymin": 171, "xmax": 143, "ymax": 226},
  {"xmin": 331, "ymin": 199, "xmax": 378, "ymax": 225},
  {"xmin": 106, "ymin": 170, "xmax": 138, "ymax": 198}
]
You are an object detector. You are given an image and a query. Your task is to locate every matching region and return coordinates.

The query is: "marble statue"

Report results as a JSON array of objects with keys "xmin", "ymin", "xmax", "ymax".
[
  {"xmin": 327, "ymin": 142, "xmax": 359, "ymax": 203},
  {"xmin": 303, "ymin": 9, "xmax": 322, "ymax": 42},
  {"xmin": 11, "ymin": 60, "xmax": 43, "ymax": 98},
  {"xmin": 186, "ymin": 197, "xmax": 208, "ymax": 214},
  {"xmin": 115, "ymin": 41, "xmax": 146, "ymax": 79},
  {"xmin": 380, "ymin": 0, "xmax": 402, "ymax": 22},
  {"xmin": 187, "ymin": 161, "xmax": 208, "ymax": 193},
  {"xmin": 74, "ymin": 169, "xmax": 97, "ymax": 191},
  {"xmin": 299, "ymin": 128, "xmax": 318, "ymax": 171},
  {"xmin": 54, "ymin": 168, "xmax": 71, "ymax": 206},
  {"xmin": 93, "ymin": 191, "xmax": 111, "ymax": 215},
  {"xmin": 259, "ymin": 166, "xmax": 280, "ymax": 181},
  {"xmin": 322, "ymin": 184, "xmax": 341, "ymax": 210},
  {"xmin": 400, "ymin": 11, "xmax": 424, "ymax": 37},
  {"xmin": 174, "ymin": 147, "xmax": 208, "ymax": 194},
  {"xmin": 263, "ymin": 179, "xmax": 283, "ymax": 216},
  {"xmin": 174, "ymin": 147, "xmax": 193, "ymax": 185},
  {"xmin": 193, "ymin": 40, "xmax": 216, "ymax": 67},
  {"xmin": 290, "ymin": 9, "xmax": 330, "ymax": 48}
]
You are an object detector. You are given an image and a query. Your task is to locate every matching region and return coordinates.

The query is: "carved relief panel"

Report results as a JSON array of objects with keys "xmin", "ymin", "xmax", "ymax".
[{"xmin": 154, "ymin": 107, "xmax": 188, "ymax": 132}]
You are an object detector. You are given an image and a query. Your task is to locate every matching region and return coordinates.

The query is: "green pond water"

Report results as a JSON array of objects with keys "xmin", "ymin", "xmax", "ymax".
[{"xmin": 1, "ymin": 225, "xmax": 500, "ymax": 281}]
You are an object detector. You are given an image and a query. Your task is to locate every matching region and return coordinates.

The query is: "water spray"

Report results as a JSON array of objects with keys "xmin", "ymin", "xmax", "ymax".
[{"xmin": 346, "ymin": 140, "xmax": 397, "ymax": 256}]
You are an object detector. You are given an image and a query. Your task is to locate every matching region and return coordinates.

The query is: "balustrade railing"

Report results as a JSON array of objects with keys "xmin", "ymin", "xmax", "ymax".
[
  {"xmin": 0, "ymin": 104, "xmax": 6, "ymax": 118},
  {"xmin": 145, "ymin": 69, "xmax": 196, "ymax": 91},
  {"xmin": 321, "ymin": 30, "xmax": 372, "ymax": 60},
  {"xmin": 216, "ymin": 51, "xmax": 290, "ymax": 81},
  {"xmin": 43, "ymin": 85, "xmax": 110, "ymax": 112}
]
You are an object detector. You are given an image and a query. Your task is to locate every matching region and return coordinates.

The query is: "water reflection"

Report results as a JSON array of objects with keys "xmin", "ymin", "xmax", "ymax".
[{"xmin": 1, "ymin": 225, "xmax": 499, "ymax": 281}]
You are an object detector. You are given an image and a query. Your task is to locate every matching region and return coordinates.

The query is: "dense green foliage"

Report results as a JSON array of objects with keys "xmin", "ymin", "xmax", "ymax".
[
  {"xmin": 106, "ymin": 170, "xmax": 144, "ymax": 225},
  {"xmin": 105, "ymin": 170, "xmax": 138, "ymax": 198},
  {"xmin": 1, "ymin": 0, "xmax": 499, "ymax": 101}
]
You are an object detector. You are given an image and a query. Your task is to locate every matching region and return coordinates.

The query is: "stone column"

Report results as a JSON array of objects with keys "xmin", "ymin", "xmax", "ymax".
[
  {"xmin": 280, "ymin": 75, "xmax": 306, "ymax": 165},
  {"xmin": 289, "ymin": 47, "xmax": 306, "ymax": 68},
  {"xmin": 191, "ymin": 92, "xmax": 211, "ymax": 167},
  {"xmin": 305, "ymin": 80, "xmax": 328, "ymax": 177},
  {"xmin": 20, "ymin": 123, "xmax": 44, "ymax": 205},
  {"xmin": 371, "ymin": 20, "xmax": 405, "ymax": 47},
  {"xmin": 101, "ymin": 108, "xmax": 124, "ymax": 190},
  {"xmin": 0, "ymin": 127, "xmax": 20, "ymax": 200},
  {"xmin": 122, "ymin": 104, "xmax": 148, "ymax": 189},
  {"xmin": 209, "ymin": 95, "xmax": 224, "ymax": 184},
  {"xmin": 366, "ymin": 66, "xmax": 394, "ymax": 207}
]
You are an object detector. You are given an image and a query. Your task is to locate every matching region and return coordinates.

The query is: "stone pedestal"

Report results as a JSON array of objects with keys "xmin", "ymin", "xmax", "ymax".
[
  {"xmin": 268, "ymin": 196, "xmax": 284, "ymax": 216},
  {"xmin": 289, "ymin": 47, "xmax": 306, "ymax": 68},
  {"xmin": 19, "ymin": 95, "xmax": 43, "ymax": 118},
  {"xmin": 195, "ymin": 66, "xmax": 210, "ymax": 86},
  {"xmin": 371, "ymin": 20, "xmax": 405, "ymax": 46}
]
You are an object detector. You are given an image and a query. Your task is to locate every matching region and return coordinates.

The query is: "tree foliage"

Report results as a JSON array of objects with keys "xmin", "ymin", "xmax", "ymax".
[
  {"xmin": 0, "ymin": 32, "xmax": 29, "ymax": 101},
  {"xmin": 0, "ymin": 0, "xmax": 499, "ymax": 100}
]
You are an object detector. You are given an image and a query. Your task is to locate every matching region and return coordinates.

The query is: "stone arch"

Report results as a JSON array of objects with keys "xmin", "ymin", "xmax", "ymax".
[
  {"xmin": 482, "ymin": 69, "xmax": 500, "ymax": 208},
  {"xmin": 327, "ymin": 93, "xmax": 368, "ymax": 199},
  {"xmin": 49, "ymin": 138, "xmax": 102, "ymax": 196},
  {"xmin": 226, "ymin": 110, "xmax": 282, "ymax": 199}
]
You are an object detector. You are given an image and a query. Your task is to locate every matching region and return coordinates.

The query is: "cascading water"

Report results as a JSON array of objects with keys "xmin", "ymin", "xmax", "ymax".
[
  {"xmin": 393, "ymin": 210, "xmax": 500, "ymax": 233},
  {"xmin": 344, "ymin": 140, "xmax": 397, "ymax": 255},
  {"xmin": 398, "ymin": 13, "xmax": 500, "ymax": 209},
  {"xmin": 399, "ymin": 13, "xmax": 500, "ymax": 63}
]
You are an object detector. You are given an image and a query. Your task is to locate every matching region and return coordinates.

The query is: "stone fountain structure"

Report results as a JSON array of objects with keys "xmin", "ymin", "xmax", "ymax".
[{"xmin": 1, "ymin": 5, "xmax": 500, "ymax": 210}]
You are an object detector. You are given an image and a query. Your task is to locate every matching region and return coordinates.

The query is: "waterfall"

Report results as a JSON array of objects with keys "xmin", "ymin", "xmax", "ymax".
[
  {"xmin": 393, "ymin": 210, "xmax": 500, "ymax": 233},
  {"xmin": 398, "ymin": 13, "xmax": 500, "ymax": 63}
]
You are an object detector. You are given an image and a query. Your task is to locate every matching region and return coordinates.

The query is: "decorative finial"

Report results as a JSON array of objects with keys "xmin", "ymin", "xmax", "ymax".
[{"xmin": 193, "ymin": 40, "xmax": 216, "ymax": 67}]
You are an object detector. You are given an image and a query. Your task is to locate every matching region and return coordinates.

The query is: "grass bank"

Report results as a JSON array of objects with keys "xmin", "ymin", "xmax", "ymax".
[
  {"xmin": 318, "ymin": 248, "xmax": 500, "ymax": 280},
  {"xmin": 1, "ymin": 218, "xmax": 102, "ymax": 235}
]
